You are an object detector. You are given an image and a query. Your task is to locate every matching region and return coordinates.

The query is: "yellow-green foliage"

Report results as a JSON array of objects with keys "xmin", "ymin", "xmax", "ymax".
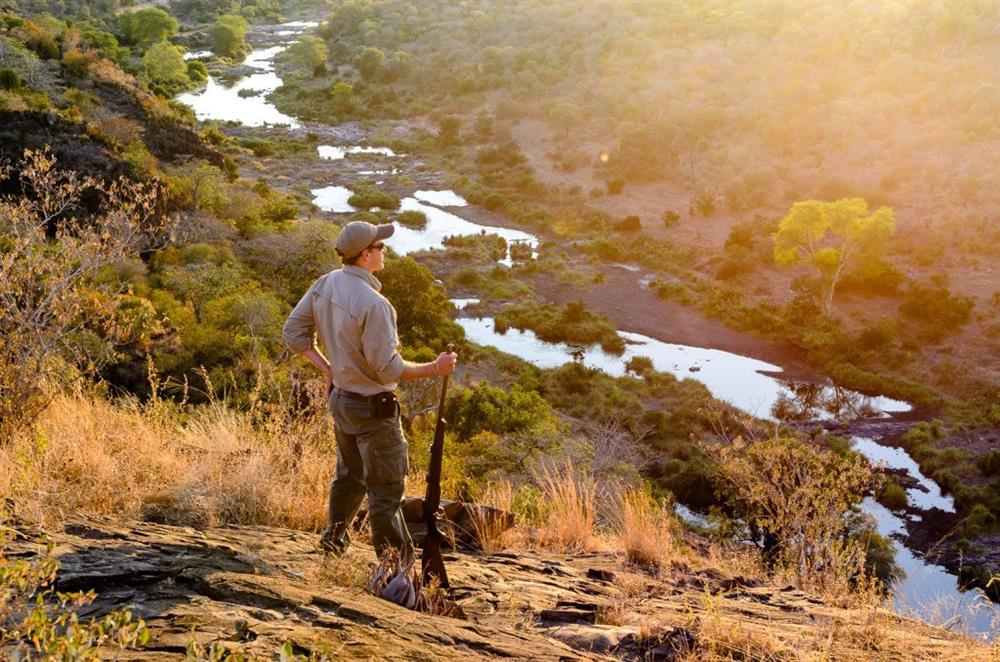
[{"xmin": 773, "ymin": 198, "xmax": 895, "ymax": 313}]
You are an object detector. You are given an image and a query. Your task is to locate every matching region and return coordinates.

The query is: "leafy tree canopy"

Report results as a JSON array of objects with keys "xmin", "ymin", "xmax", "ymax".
[
  {"xmin": 142, "ymin": 41, "xmax": 188, "ymax": 86},
  {"xmin": 117, "ymin": 7, "xmax": 177, "ymax": 45},
  {"xmin": 773, "ymin": 198, "xmax": 894, "ymax": 314},
  {"xmin": 209, "ymin": 14, "xmax": 247, "ymax": 58}
]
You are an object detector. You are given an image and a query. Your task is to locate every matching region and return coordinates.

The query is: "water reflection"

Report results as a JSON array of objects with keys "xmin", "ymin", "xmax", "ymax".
[
  {"xmin": 852, "ymin": 437, "xmax": 955, "ymax": 512},
  {"xmin": 317, "ymin": 145, "xmax": 398, "ymax": 159},
  {"xmin": 457, "ymin": 317, "xmax": 911, "ymax": 421},
  {"xmin": 862, "ymin": 499, "xmax": 997, "ymax": 639},
  {"xmin": 177, "ymin": 45, "xmax": 299, "ymax": 127},
  {"xmin": 311, "ymin": 185, "xmax": 354, "ymax": 212},
  {"xmin": 771, "ymin": 382, "xmax": 894, "ymax": 422}
]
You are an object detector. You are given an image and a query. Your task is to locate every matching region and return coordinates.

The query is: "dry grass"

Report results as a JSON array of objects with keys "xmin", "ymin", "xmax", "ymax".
[
  {"xmin": 534, "ymin": 461, "xmax": 601, "ymax": 552},
  {"xmin": 0, "ymin": 392, "xmax": 336, "ymax": 531},
  {"xmin": 470, "ymin": 480, "xmax": 516, "ymax": 554},
  {"xmin": 315, "ymin": 549, "xmax": 375, "ymax": 592},
  {"xmin": 615, "ymin": 488, "xmax": 681, "ymax": 571}
]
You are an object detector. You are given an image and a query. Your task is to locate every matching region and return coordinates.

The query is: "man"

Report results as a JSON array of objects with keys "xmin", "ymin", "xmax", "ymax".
[{"xmin": 282, "ymin": 220, "xmax": 457, "ymax": 559}]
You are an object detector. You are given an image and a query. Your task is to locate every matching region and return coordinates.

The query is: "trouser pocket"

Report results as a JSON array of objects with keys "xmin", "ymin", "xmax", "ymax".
[{"xmin": 361, "ymin": 421, "xmax": 408, "ymax": 484}]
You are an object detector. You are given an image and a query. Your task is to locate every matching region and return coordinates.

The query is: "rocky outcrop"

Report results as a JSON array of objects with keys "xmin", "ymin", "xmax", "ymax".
[{"xmin": 6, "ymin": 516, "xmax": 986, "ymax": 660}]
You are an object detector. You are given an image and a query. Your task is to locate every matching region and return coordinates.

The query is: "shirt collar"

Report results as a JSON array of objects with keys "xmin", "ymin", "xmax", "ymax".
[{"xmin": 343, "ymin": 264, "xmax": 382, "ymax": 292}]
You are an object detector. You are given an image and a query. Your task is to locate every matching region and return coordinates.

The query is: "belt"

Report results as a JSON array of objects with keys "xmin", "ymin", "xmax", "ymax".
[{"xmin": 333, "ymin": 387, "xmax": 384, "ymax": 402}]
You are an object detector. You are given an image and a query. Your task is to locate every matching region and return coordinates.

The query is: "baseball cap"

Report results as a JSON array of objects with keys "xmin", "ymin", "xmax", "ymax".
[{"xmin": 336, "ymin": 221, "xmax": 395, "ymax": 259}]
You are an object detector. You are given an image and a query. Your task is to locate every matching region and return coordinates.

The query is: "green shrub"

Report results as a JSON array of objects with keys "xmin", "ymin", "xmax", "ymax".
[
  {"xmin": 900, "ymin": 280, "xmax": 974, "ymax": 338},
  {"xmin": 496, "ymin": 300, "xmax": 625, "ymax": 354},
  {"xmin": 0, "ymin": 68, "xmax": 22, "ymax": 90},
  {"xmin": 962, "ymin": 503, "xmax": 998, "ymax": 535},
  {"xmin": 348, "ymin": 186, "xmax": 400, "ymax": 211},
  {"xmin": 977, "ymin": 450, "xmax": 1000, "ymax": 477},
  {"xmin": 445, "ymin": 382, "xmax": 556, "ymax": 442},
  {"xmin": 396, "ymin": 209, "xmax": 427, "ymax": 228},
  {"xmin": 856, "ymin": 318, "xmax": 899, "ymax": 350},
  {"xmin": 877, "ymin": 478, "xmax": 908, "ymax": 510},
  {"xmin": 509, "ymin": 241, "xmax": 532, "ymax": 261},
  {"xmin": 625, "ymin": 355, "xmax": 654, "ymax": 376},
  {"xmin": 442, "ymin": 233, "xmax": 507, "ymax": 262}
]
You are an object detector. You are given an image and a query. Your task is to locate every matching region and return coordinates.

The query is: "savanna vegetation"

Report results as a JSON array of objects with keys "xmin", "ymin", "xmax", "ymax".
[
  {"xmin": 1, "ymin": 0, "xmax": 998, "ymax": 655},
  {"xmin": 266, "ymin": 1, "xmax": 1000, "ymax": 581},
  {"xmin": 267, "ymin": 0, "xmax": 998, "ymax": 422}
]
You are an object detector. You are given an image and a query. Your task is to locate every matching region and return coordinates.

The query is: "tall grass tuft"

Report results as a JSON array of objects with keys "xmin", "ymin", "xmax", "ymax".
[
  {"xmin": 615, "ymin": 488, "xmax": 677, "ymax": 571},
  {"xmin": 470, "ymin": 480, "xmax": 516, "ymax": 554},
  {"xmin": 534, "ymin": 461, "xmax": 599, "ymax": 552}
]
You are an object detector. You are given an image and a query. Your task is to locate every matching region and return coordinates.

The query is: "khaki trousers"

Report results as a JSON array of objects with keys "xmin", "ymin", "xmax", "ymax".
[{"xmin": 321, "ymin": 392, "xmax": 413, "ymax": 559}]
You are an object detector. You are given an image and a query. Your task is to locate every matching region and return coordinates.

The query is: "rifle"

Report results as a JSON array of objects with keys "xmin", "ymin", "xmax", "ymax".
[{"xmin": 421, "ymin": 343, "xmax": 453, "ymax": 587}]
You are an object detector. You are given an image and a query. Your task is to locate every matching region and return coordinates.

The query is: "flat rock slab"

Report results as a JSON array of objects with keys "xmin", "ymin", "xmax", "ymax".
[{"xmin": 7, "ymin": 515, "xmax": 986, "ymax": 660}]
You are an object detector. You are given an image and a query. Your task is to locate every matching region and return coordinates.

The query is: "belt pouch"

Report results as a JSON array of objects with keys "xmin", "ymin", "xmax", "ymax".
[{"xmin": 371, "ymin": 392, "xmax": 398, "ymax": 419}]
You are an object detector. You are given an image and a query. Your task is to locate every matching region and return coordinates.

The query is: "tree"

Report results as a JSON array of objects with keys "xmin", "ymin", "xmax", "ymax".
[
  {"xmin": 353, "ymin": 46, "xmax": 384, "ymax": 80},
  {"xmin": 549, "ymin": 100, "xmax": 581, "ymax": 138},
  {"xmin": 209, "ymin": 14, "xmax": 247, "ymax": 59},
  {"xmin": 377, "ymin": 257, "xmax": 463, "ymax": 349},
  {"xmin": 773, "ymin": 198, "xmax": 895, "ymax": 314},
  {"xmin": 142, "ymin": 41, "xmax": 188, "ymax": 87},
  {"xmin": 0, "ymin": 150, "xmax": 164, "ymax": 437},
  {"xmin": 286, "ymin": 35, "xmax": 328, "ymax": 75},
  {"xmin": 713, "ymin": 436, "xmax": 890, "ymax": 592},
  {"xmin": 117, "ymin": 7, "xmax": 178, "ymax": 45}
]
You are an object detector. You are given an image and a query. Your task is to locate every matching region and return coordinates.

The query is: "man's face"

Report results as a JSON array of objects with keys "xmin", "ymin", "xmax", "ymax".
[{"xmin": 362, "ymin": 241, "xmax": 387, "ymax": 272}]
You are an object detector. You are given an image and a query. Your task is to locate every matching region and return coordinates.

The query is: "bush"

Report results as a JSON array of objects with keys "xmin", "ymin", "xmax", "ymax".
[
  {"xmin": 662, "ymin": 210, "xmax": 680, "ymax": 227},
  {"xmin": 496, "ymin": 300, "xmax": 625, "ymax": 354},
  {"xmin": 856, "ymin": 318, "xmax": 899, "ymax": 350},
  {"xmin": 613, "ymin": 215, "xmax": 641, "ymax": 232},
  {"xmin": 445, "ymin": 382, "xmax": 556, "ymax": 442},
  {"xmin": 690, "ymin": 190, "xmax": 716, "ymax": 217},
  {"xmin": 0, "ymin": 67, "xmax": 22, "ymax": 90},
  {"xmin": 606, "ymin": 177, "xmax": 625, "ymax": 194},
  {"xmin": 963, "ymin": 503, "xmax": 998, "ymax": 535},
  {"xmin": 877, "ymin": 477, "xmax": 908, "ymax": 510},
  {"xmin": 396, "ymin": 209, "xmax": 427, "ymax": 228},
  {"xmin": 899, "ymin": 280, "xmax": 974, "ymax": 338},
  {"xmin": 625, "ymin": 355, "xmax": 654, "ymax": 376},
  {"xmin": 713, "ymin": 436, "xmax": 880, "ymax": 590},
  {"xmin": 977, "ymin": 450, "xmax": 1000, "ymax": 477},
  {"xmin": 348, "ymin": 186, "xmax": 400, "ymax": 211},
  {"xmin": 509, "ymin": 241, "xmax": 533, "ymax": 261}
]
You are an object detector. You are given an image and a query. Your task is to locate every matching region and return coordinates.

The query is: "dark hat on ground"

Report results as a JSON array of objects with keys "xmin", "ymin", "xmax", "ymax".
[{"xmin": 336, "ymin": 221, "xmax": 395, "ymax": 259}]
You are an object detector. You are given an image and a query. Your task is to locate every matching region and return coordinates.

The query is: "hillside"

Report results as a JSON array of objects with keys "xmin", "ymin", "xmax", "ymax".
[{"xmin": 1, "ymin": 0, "xmax": 999, "ymax": 658}]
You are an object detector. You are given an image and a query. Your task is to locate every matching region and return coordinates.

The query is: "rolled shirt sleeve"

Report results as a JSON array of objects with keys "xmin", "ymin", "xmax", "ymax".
[
  {"xmin": 282, "ymin": 282, "xmax": 318, "ymax": 354},
  {"xmin": 361, "ymin": 298, "xmax": 405, "ymax": 385}
]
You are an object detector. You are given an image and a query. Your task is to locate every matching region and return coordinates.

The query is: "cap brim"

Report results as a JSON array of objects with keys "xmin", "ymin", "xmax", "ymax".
[{"xmin": 375, "ymin": 223, "xmax": 395, "ymax": 241}]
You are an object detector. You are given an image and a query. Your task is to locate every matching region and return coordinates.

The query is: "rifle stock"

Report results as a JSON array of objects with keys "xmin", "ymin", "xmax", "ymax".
[{"xmin": 421, "ymin": 343, "xmax": 453, "ymax": 587}]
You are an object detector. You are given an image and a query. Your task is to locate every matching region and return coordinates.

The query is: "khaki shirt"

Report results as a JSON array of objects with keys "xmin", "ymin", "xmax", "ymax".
[{"xmin": 282, "ymin": 265, "xmax": 405, "ymax": 395}]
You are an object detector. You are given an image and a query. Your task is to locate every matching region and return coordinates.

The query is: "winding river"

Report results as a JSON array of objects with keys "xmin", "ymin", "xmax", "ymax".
[{"xmin": 175, "ymin": 20, "xmax": 999, "ymax": 640}]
